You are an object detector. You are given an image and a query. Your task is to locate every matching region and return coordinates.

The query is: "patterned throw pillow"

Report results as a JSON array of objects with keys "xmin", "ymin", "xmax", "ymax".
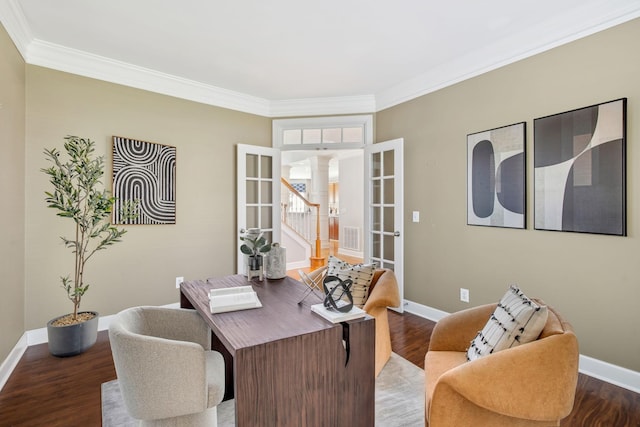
[
  {"xmin": 466, "ymin": 285, "xmax": 548, "ymax": 361},
  {"xmin": 326, "ymin": 256, "xmax": 376, "ymax": 308}
]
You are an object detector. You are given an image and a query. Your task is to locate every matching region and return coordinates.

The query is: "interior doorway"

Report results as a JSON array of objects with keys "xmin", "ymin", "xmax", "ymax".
[{"xmin": 281, "ymin": 149, "xmax": 364, "ymax": 264}]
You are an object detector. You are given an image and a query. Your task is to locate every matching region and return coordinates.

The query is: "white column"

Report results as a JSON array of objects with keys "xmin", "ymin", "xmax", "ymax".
[
  {"xmin": 281, "ymin": 165, "xmax": 291, "ymax": 181},
  {"xmin": 309, "ymin": 156, "xmax": 330, "ymax": 248}
]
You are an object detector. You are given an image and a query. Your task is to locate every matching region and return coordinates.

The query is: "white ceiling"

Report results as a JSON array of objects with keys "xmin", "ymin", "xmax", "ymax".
[{"xmin": 1, "ymin": 0, "xmax": 639, "ymax": 116}]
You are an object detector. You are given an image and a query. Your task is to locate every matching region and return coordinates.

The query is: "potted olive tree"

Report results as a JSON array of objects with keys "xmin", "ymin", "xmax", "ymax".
[{"xmin": 42, "ymin": 135, "xmax": 137, "ymax": 357}]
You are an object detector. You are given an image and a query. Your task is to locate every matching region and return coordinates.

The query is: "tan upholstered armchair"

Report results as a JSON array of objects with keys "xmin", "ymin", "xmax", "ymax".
[
  {"xmin": 303, "ymin": 266, "xmax": 401, "ymax": 376},
  {"xmin": 424, "ymin": 301, "xmax": 579, "ymax": 427},
  {"xmin": 364, "ymin": 268, "xmax": 401, "ymax": 376},
  {"xmin": 109, "ymin": 306, "xmax": 226, "ymax": 427}
]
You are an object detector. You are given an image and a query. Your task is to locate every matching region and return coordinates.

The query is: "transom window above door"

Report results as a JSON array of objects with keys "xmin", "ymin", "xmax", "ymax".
[{"xmin": 273, "ymin": 115, "xmax": 373, "ymax": 150}]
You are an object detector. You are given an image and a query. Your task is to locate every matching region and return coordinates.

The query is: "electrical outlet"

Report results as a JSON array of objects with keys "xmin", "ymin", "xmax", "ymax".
[
  {"xmin": 176, "ymin": 276, "xmax": 184, "ymax": 289},
  {"xmin": 460, "ymin": 288, "xmax": 470, "ymax": 303},
  {"xmin": 412, "ymin": 211, "xmax": 420, "ymax": 223}
]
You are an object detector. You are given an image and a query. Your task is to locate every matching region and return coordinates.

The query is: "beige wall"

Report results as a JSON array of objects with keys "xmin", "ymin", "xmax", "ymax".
[
  {"xmin": 4, "ymin": 14, "xmax": 640, "ymax": 375},
  {"xmin": 24, "ymin": 66, "xmax": 271, "ymax": 329},
  {"xmin": 0, "ymin": 24, "xmax": 26, "ymax": 362},
  {"xmin": 376, "ymin": 18, "xmax": 640, "ymax": 371}
]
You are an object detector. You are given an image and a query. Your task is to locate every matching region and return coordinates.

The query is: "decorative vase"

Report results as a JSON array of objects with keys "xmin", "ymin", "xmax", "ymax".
[
  {"xmin": 265, "ymin": 243, "xmax": 287, "ymax": 279},
  {"xmin": 46, "ymin": 311, "xmax": 99, "ymax": 357},
  {"xmin": 246, "ymin": 254, "xmax": 264, "ymax": 282}
]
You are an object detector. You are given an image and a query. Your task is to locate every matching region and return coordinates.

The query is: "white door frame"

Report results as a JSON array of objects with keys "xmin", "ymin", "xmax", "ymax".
[
  {"xmin": 364, "ymin": 138, "xmax": 404, "ymax": 312},
  {"xmin": 236, "ymin": 144, "xmax": 281, "ymax": 274}
]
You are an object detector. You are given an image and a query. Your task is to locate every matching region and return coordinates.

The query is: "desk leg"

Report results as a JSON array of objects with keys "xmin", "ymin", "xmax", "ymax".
[
  {"xmin": 179, "ymin": 290, "xmax": 193, "ymax": 309},
  {"xmin": 211, "ymin": 332, "xmax": 235, "ymax": 401}
]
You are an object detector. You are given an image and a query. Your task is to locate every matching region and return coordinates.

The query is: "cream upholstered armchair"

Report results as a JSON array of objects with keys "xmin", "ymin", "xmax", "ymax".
[
  {"xmin": 424, "ymin": 301, "xmax": 579, "ymax": 427},
  {"xmin": 303, "ymin": 266, "xmax": 401, "ymax": 376},
  {"xmin": 108, "ymin": 306, "xmax": 225, "ymax": 427}
]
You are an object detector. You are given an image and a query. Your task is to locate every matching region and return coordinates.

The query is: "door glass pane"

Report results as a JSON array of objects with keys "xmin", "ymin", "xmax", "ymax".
[
  {"xmin": 384, "ymin": 207, "xmax": 394, "ymax": 232},
  {"xmin": 383, "ymin": 261, "xmax": 395, "ymax": 270},
  {"xmin": 246, "ymin": 154, "xmax": 258, "ymax": 178},
  {"xmin": 322, "ymin": 128, "xmax": 341, "ymax": 143},
  {"xmin": 260, "ymin": 155, "xmax": 272, "ymax": 178},
  {"xmin": 372, "ymin": 152, "xmax": 381, "ymax": 177},
  {"xmin": 383, "ymin": 150, "xmax": 394, "ymax": 176},
  {"xmin": 303, "ymin": 129, "xmax": 321, "ymax": 144},
  {"xmin": 343, "ymin": 127, "xmax": 363, "ymax": 143},
  {"xmin": 263, "ymin": 231, "xmax": 273, "ymax": 245},
  {"xmin": 246, "ymin": 181, "xmax": 258, "ymax": 204},
  {"xmin": 261, "ymin": 181, "xmax": 272, "ymax": 203},
  {"xmin": 372, "ymin": 179, "xmax": 381, "ymax": 204},
  {"xmin": 373, "ymin": 206, "xmax": 381, "ymax": 231},
  {"xmin": 383, "ymin": 177, "xmax": 394, "ymax": 204},
  {"xmin": 261, "ymin": 206, "xmax": 273, "ymax": 229},
  {"xmin": 283, "ymin": 129, "xmax": 301, "ymax": 145},
  {"xmin": 247, "ymin": 206, "xmax": 258, "ymax": 228},
  {"xmin": 372, "ymin": 232, "xmax": 381, "ymax": 258},
  {"xmin": 384, "ymin": 234, "xmax": 395, "ymax": 260}
]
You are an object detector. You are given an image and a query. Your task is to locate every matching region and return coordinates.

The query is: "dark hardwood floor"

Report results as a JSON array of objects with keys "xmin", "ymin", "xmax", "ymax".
[{"xmin": 1, "ymin": 311, "xmax": 639, "ymax": 426}]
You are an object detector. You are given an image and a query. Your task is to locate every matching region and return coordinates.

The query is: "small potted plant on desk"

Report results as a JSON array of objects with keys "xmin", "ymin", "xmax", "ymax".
[
  {"xmin": 41, "ymin": 135, "xmax": 137, "ymax": 357},
  {"xmin": 240, "ymin": 228, "xmax": 271, "ymax": 281}
]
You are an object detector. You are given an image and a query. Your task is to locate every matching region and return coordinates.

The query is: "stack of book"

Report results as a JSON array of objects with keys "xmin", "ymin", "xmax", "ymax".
[
  {"xmin": 310, "ymin": 302, "xmax": 367, "ymax": 323},
  {"xmin": 209, "ymin": 286, "xmax": 262, "ymax": 314}
]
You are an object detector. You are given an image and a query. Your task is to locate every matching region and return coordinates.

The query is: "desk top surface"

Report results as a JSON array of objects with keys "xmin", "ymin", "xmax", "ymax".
[{"xmin": 181, "ymin": 275, "xmax": 360, "ymax": 352}]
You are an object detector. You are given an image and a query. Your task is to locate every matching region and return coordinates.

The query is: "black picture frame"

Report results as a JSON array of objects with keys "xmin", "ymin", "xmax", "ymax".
[
  {"xmin": 467, "ymin": 122, "xmax": 526, "ymax": 229},
  {"xmin": 112, "ymin": 136, "xmax": 177, "ymax": 225},
  {"xmin": 533, "ymin": 98, "xmax": 626, "ymax": 236}
]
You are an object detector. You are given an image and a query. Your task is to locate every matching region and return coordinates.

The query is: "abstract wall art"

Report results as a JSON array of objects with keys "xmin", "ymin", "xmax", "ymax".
[
  {"xmin": 534, "ymin": 98, "xmax": 626, "ymax": 236},
  {"xmin": 467, "ymin": 122, "xmax": 526, "ymax": 229},
  {"xmin": 112, "ymin": 136, "xmax": 176, "ymax": 225}
]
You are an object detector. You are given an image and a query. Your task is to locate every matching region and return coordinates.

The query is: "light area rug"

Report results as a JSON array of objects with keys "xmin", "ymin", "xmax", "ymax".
[{"xmin": 102, "ymin": 352, "xmax": 424, "ymax": 426}]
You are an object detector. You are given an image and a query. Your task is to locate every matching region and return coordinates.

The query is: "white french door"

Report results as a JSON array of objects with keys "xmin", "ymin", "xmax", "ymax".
[
  {"xmin": 236, "ymin": 144, "xmax": 281, "ymax": 274},
  {"xmin": 364, "ymin": 138, "xmax": 404, "ymax": 312}
]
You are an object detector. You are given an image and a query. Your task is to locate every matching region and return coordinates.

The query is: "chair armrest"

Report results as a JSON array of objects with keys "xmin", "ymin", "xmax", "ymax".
[
  {"xmin": 435, "ymin": 331, "xmax": 579, "ymax": 421},
  {"xmin": 363, "ymin": 269, "xmax": 400, "ymax": 312},
  {"xmin": 428, "ymin": 304, "xmax": 496, "ymax": 352}
]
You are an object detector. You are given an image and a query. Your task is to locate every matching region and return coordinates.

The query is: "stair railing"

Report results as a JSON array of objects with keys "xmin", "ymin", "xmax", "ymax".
[{"xmin": 281, "ymin": 178, "xmax": 323, "ymax": 265}]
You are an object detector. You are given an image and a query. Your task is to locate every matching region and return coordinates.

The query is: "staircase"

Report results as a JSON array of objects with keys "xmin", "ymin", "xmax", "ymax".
[{"xmin": 281, "ymin": 178, "xmax": 325, "ymax": 270}]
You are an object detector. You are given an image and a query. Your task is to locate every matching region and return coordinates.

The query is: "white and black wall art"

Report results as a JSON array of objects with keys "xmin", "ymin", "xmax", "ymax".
[
  {"xmin": 534, "ymin": 98, "xmax": 626, "ymax": 236},
  {"xmin": 112, "ymin": 136, "xmax": 176, "ymax": 225},
  {"xmin": 467, "ymin": 122, "xmax": 526, "ymax": 229}
]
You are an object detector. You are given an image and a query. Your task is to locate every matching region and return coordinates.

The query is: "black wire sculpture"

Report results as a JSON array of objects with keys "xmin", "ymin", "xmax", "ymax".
[{"xmin": 322, "ymin": 275, "xmax": 354, "ymax": 313}]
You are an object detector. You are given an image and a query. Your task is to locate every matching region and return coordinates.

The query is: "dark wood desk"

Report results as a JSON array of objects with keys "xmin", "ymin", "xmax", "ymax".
[{"xmin": 180, "ymin": 275, "xmax": 375, "ymax": 427}]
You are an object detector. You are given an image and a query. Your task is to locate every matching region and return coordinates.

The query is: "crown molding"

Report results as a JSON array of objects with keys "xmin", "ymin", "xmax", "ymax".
[
  {"xmin": 26, "ymin": 39, "xmax": 273, "ymax": 117},
  {"xmin": 0, "ymin": 0, "xmax": 33, "ymax": 56},
  {"xmin": 24, "ymin": 38, "xmax": 374, "ymax": 118},
  {"xmin": 3, "ymin": 0, "xmax": 640, "ymax": 117},
  {"xmin": 375, "ymin": 3, "xmax": 640, "ymax": 111},
  {"xmin": 269, "ymin": 95, "xmax": 375, "ymax": 118}
]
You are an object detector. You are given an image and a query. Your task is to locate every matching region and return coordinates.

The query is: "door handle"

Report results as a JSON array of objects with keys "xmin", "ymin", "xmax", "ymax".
[{"xmin": 393, "ymin": 231, "xmax": 400, "ymax": 237}]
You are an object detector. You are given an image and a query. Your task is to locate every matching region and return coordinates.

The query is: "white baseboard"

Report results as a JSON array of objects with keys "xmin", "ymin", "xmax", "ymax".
[
  {"xmin": 0, "ymin": 334, "xmax": 27, "ymax": 393},
  {"xmin": 579, "ymin": 354, "xmax": 640, "ymax": 394},
  {"xmin": 3, "ymin": 300, "xmax": 639, "ymax": 395},
  {"xmin": 0, "ymin": 302, "xmax": 181, "ymax": 393},
  {"xmin": 403, "ymin": 299, "xmax": 640, "ymax": 395},
  {"xmin": 286, "ymin": 260, "xmax": 310, "ymax": 270},
  {"xmin": 337, "ymin": 248, "xmax": 364, "ymax": 259},
  {"xmin": 404, "ymin": 300, "xmax": 449, "ymax": 322}
]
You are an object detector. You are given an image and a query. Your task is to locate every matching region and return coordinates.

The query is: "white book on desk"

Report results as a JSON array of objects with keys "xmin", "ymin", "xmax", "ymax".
[
  {"xmin": 310, "ymin": 303, "xmax": 367, "ymax": 323},
  {"xmin": 209, "ymin": 286, "xmax": 262, "ymax": 313}
]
